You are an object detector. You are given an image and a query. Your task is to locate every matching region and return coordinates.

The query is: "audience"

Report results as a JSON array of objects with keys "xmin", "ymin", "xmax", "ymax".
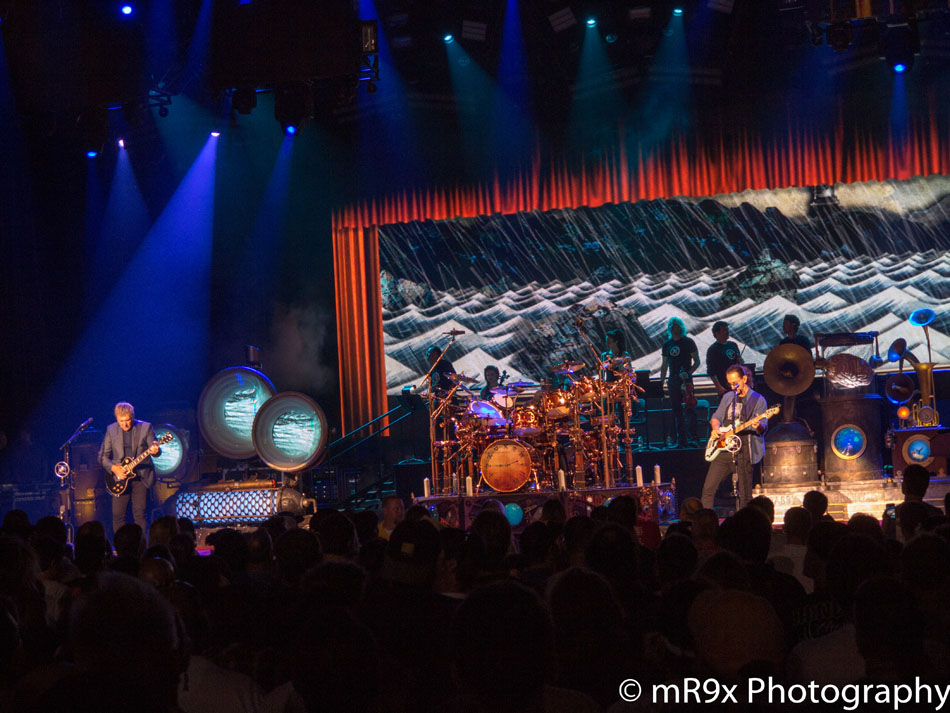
[{"xmin": 3, "ymin": 485, "xmax": 950, "ymax": 713}]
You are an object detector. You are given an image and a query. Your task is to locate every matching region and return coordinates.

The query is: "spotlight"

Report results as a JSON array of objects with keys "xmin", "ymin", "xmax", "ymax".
[
  {"xmin": 880, "ymin": 21, "xmax": 918, "ymax": 74},
  {"xmin": 118, "ymin": 139, "xmax": 125, "ymax": 149},
  {"xmin": 210, "ymin": 131, "xmax": 220, "ymax": 137},
  {"xmin": 586, "ymin": 17, "xmax": 597, "ymax": 28},
  {"xmin": 274, "ymin": 81, "xmax": 313, "ymax": 135},
  {"xmin": 120, "ymin": 5, "xmax": 132, "ymax": 15},
  {"xmin": 86, "ymin": 150, "xmax": 98, "ymax": 159},
  {"xmin": 443, "ymin": 33, "xmax": 454, "ymax": 44},
  {"xmin": 673, "ymin": 7, "xmax": 684, "ymax": 16}
]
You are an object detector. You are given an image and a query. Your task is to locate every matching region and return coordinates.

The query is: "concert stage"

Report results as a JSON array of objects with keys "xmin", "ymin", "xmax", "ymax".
[{"xmin": 415, "ymin": 482, "xmax": 677, "ymax": 532}]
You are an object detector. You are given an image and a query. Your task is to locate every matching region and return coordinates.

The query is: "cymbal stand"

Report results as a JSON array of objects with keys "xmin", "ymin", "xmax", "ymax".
[
  {"xmin": 576, "ymin": 325, "xmax": 613, "ymax": 488},
  {"xmin": 419, "ymin": 336, "xmax": 457, "ymax": 494}
]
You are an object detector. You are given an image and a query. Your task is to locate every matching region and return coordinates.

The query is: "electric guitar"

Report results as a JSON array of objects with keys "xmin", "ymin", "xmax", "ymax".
[
  {"xmin": 105, "ymin": 432, "xmax": 173, "ymax": 496},
  {"xmin": 704, "ymin": 405, "xmax": 780, "ymax": 462}
]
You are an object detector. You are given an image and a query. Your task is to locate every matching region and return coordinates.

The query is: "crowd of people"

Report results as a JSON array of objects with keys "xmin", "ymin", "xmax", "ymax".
[{"xmin": 1, "ymin": 477, "xmax": 949, "ymax": 713}]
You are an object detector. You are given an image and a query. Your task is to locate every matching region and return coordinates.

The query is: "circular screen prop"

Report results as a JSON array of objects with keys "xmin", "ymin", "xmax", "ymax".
[
  {"xmin": 902, "ymin": 435, "xmax": 933, "ymax": 467},
  {"xmin": 152, "ymin": 424, "xmax": 187, "ymax": 478},
  {"xmin": 198, "ymin": 367, "xmax": 277, "ymax": 460},
  {"xmin": 252, "ymin": 392, "xmax": 328, "ymax": 472},
  {"xmin": 831, "ymin": 425, "xmax": 867, "ymax": 460}
]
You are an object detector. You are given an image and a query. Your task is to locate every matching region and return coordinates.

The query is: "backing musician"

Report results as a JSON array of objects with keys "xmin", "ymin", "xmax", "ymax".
[
  {"xmin": 700, "ymin": 365, "xmax": 768, "ymax": 509},
  {"xmin": 659, "ymin": 317, "xmax": 699, "ymax": 448},
  {"xmin": 426, "ymin": 345, "xmax": 457, "ymax": 393},
  {"xmin": 706, "ymin": 321, "xmax": 741, "ymax": 397},
  {"xmin": 98, "ymin": 402, "xmax": 161, "ymax": 535}
]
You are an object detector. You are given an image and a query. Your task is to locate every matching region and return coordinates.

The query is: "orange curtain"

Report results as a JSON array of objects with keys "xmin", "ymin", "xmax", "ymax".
[{"xmin": 332, "ymin": 225, "xmax": 388, "ymax": 435}]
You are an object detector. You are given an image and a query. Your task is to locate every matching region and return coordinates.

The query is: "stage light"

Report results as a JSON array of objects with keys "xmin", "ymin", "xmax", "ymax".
[
  {"xmin": 586, "ymin": 17, "xmax": 597, "ymax": 28},
  {"xmin": 673, "ymin": 7, "xmax": 684, "ymax": 16},
  {"xmin": 897, "ymin": 405, "xmax": 912, "ymax": 420},
  {"xmin": 443, "ymin": 33, "xmax": 454, "ymax": 44},
  {"xmin": 86, "ymin": 150, "xmax": 98, "ymax": 159},
  {"xmin": 117, "ymin": 139, "xmax": 125, "ymax": 149},
  {"xmin": 210, "ymin": 131, "xmax": 220, "ymax": 137},
  {"xmin": 880, "ymin": 21, "xmax": 918, "ymax": 74},
  {"xmin": 274, "ymin": 81, "xmax": 312, "ymax": 135},
  {"xmin": 605, "ymin": 32, "xmax": 618, "ymax": 44},
  {"xmin": 121, "ymin": 5, "xmax": 132, "ymax": 15}
]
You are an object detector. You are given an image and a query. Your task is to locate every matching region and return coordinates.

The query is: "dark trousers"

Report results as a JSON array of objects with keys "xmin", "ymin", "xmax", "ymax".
[
  {"xmin": 112, "ymin": 479, "xmax": 150, "ymax": 536},
  {"xmin": 668, "ymin": 378, "xmax": 696, "ymax": 443},
  {"xmin": 701, "ymin": 437, "xmax": 753, "ymax": 508}
]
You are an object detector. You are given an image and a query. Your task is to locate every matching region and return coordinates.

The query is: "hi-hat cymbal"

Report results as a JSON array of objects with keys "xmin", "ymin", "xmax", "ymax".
[
  {"xmin": 551, "ymin": 361, "xmax": 586, "ymax": 375},
  {"xmin": 602, "ymin": 356, "xmax": 632, "ymax": 369},
  {"xmin": 489, "ymin": 384, "xmax": 523, "ymax": 395},
  {"xmin": 448, "ymin": 373, "xmax": 477, "ymax": 384},
  {"xmin": 909, "ymin": 308, "xmax": 936, "ymax": 327},
  {"xmin": 764, "ymin": 344, "xmax": 815, "ymax": 396}
]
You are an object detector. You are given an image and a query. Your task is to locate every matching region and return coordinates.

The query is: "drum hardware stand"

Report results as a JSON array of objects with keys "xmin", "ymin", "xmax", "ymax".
[{"xmin": 574, "ymin": 324, "xmax": 614, "ymax": 488}]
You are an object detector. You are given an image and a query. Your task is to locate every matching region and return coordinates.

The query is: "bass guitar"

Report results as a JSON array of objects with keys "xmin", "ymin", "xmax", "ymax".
[
  {"xmin": 105, "ymin": 432, "xmax": 173, "ymax": 496},
  {"xmin": 704, "ymin": 405, "xmax": 780, "ymax": 462}
]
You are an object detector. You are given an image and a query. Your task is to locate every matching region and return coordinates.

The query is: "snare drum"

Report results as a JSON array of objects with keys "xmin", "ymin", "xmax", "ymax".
[
  {"xmin": 511, "ymin": 406, "xmax": 542, "ymax": 436},
  {"xmin": 479, "ymin": 438, "xmax": 536, "ymax": 492}
]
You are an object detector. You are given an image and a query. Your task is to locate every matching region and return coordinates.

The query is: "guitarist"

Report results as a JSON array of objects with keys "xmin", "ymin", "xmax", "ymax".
[
  {"xmin": 700, "ymin": 365, "xmax": 768, "ymax": 509},
  {"xmin": 98, "ymin": 402, "xmax": 161, "ymax": 535}
]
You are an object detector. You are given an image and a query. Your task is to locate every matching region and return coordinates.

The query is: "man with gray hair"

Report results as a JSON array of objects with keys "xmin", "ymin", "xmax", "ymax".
[{"xmin": 99, "ymin": 402, "xmax": 161, "ymax": 536}]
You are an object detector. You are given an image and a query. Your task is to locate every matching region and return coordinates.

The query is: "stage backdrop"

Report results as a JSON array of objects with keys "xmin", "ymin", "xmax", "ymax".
[{"xmin": 377, "ymin": 175, "xmax": 950, "ymax": 394}]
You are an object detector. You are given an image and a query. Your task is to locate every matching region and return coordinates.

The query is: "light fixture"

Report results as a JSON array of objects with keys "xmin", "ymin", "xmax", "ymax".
[
  {"xmin": 605, "ymin": 32, "xmax": 618, "ymax": 44},
  {"xmin": 232, "ymin": 86, "xmax": 257, "ymax": 115},
  {"xmin": 586, "ymin": 17, "xmax": 597, "ymax": 28},
  {"xmin": 673, "ymin": 7, "xmax": 684, "ymax": 16},
  {"xmin": 827, "ymin": 21, "xmax": 853, "ymax": 52},
  {"xmin": 210, "ymin": 131, "xmax": 220, "ymax": 137},
  {"xmin": 880, "ymin": 21, "xmax": 918, "ymax": 74},
  {"xmin": 443, "ymin": 33, "xmax": 454, "ymax": 44},
  {"xmin": 121, "ymin": 5, "xmax": 132, "ymax": 15},
  {"xmin": 117, "ymin": 139, "xmax": 125, "ymax": 149},
  {"xmin": 274, "ymin": 81, "xmax": 313, "ymax": 135},
  {"xmin": 86, "ymin": 150, "xmax": 98, "ymax": 159},
  {"xmin": 893, "ymin": 63, "xmax": 906, "ymax": 73}
]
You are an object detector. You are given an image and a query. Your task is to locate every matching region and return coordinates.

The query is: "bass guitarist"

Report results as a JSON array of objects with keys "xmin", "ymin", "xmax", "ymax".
[
  {"xmin": 99, "ymin": 401, "xmax": 161, "ymax": 535},
  {"xmin": 700, "ymin": 365, "xmax": 768, "ymax": 509}
]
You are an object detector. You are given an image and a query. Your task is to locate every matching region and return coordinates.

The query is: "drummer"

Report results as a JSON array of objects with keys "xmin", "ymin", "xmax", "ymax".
[
  {"xmin": 602, "ymin": 329, "xmax": 630, "ymax": 383},
  {"xmin": 480, "ymin": 365, "xmax": 501, "ymax": 401}
]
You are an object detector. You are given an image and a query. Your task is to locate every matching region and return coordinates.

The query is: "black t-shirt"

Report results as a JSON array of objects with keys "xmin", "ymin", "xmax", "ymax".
[
  {"xmin": 780, "ymin": 334, "xmax": 812, "ymax": 351},
  {"xmin": 431, "ymin": 358, "xmax": 457, "ymax": 391},
  {"xmin": 706, "ymin": 340, "xmax": 741, "ymax": 388},
  {"xmin": 663, "ymin": 337, "xmax": 698, "ymax": 380},
  {"xmin": 122, "ymin": 428, "xmax": 134, "ymax": 459}
]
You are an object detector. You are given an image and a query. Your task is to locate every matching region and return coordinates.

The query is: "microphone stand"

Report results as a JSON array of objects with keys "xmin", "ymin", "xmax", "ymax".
[
  {"xmin": 731, "ymin": 387, "xmax": 741, "ymax": 511},
  {"xmin": 421, "ymin": 335, "xmax": 457, "ymax": 495},
  {"xmin": 56, "ymin": 418, "xmax": 94, "ymax": 544}
]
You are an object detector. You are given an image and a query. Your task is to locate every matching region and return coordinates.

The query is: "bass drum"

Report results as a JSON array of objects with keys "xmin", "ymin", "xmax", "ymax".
[{"xmin": 479, "ymin": 438, "xmax": 536, "ymax": 492}]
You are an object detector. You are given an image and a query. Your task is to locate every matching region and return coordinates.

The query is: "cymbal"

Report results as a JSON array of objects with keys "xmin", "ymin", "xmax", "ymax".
[
  {"xmin": 489, "ymin": 384, "xmax": 523, "ymax": 395},
  {"xmin": 763, "ymin": 344, "xmax": 815, "ymax": 396},
  {"xmin": 507, "ymin": 381, "xmax": 539, "ymax": 388},
  {"xmin": 551, "ymin": 361, "xmax": 586, "ymax": 375},
  {"xmin": 448, "ymin": 373, "xmax": 477, "ymax": 384},
  {"xmin": 602, "ymin": 356, "xmax": 632, "ymax": 369}
]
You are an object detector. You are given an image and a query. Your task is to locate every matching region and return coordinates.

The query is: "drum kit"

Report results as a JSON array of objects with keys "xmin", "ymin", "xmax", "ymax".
[{"xmin": 424, "ymin": 352, "xmax": 644, "ymax": 495}]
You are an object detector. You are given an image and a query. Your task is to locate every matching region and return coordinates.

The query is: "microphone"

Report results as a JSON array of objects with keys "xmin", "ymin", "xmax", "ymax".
[
  {"xmin": 442, "ymin": 329, "xmax": 465, "ymax": 336},
  {"xmin": 731, "ymin": 382, "xmax": 740, "ymax": 390},
  {"xmin": 79, "ymin": 418, "xmax": 94, "ymax": 430}
]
